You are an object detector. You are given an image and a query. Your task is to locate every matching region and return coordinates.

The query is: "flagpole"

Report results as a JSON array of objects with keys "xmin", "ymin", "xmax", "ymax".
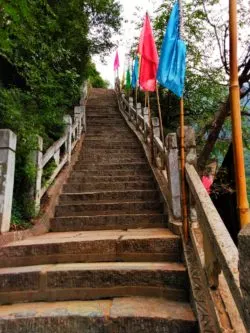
[
  {"xmin": 156, "ymin": 83, "xmax": 165, "ymax": 146},
  {"xmin": 178, "ymin": 0, "xmax": 188, "ymax": 242},
  {"xmin": 147, "ymin": 92, "xmax": 154, "ymax": 164},
  {"xmin": 229, "ymin": 0, "xmax": 250, "ymax": 227}
]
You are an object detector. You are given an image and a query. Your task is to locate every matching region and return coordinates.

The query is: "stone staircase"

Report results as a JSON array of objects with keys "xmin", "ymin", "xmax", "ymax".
[{"xmin": 0, "ymin": 89, "xmax": 198, "ymax": 332}]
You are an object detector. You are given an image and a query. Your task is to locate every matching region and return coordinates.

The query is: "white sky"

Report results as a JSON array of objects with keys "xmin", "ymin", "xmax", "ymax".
[
  {"xmin": 93, "ymin": 0, "xmax": 249, "ymax": 87},
  {"xmin": 93, "ymin": 0, "xmax": 163, "ymax": 86}
]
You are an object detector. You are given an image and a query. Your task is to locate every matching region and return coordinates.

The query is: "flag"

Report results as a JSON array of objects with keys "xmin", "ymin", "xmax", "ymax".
[
  {"xmin": 114, "ymin": 50, "xmax": 120, "ymax": 71},
  {"xmin": 132, "ymin": 56, "xmax": 139, "ymax": 88},
  {"xmin": 126, "ymin": 69, "xmax": 131, "ymax": 89},
  {"xmin": 139, "ymin": 13, "xmax": 158, "ymax": 92},
  {"xmin": 157, "ymin": 2, "xmax": 186, "ymax": 97}
]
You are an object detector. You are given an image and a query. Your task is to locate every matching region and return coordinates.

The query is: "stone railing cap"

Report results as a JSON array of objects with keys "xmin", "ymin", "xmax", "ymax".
[{"xmin": 0, "ymin": 129, "xmax": 17, "ymax": 151}]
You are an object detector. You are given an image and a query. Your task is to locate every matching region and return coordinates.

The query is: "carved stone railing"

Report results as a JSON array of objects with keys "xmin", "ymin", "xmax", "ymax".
[
  {"xmin": 115, "ymin": 86, "xmax": 248, "ymax": 332},
  {"xmin": 34, "ymin": 95, "xmax": 87, "ymax": 211},
  {"xmin": 0, "ymin": 84, "xmax": 88, "ymax": 233}
]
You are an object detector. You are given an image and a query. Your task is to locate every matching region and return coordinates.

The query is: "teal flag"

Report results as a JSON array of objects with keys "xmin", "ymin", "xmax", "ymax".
[
  {"xmin": 126, "ymin": 69, "xmax": 131, "ymax": 89},
  {"xmin": 157, "ymin": 2, "xmax": 186, "ymax": 97},
  {"xmin": 132, "ymin": 56, "xmax": 139, "ymax": 88}
]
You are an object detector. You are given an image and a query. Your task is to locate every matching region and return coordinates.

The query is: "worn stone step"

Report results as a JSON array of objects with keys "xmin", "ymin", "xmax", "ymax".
[
  {"xmin": 0, "ymin": 262, "xmax": 188, "ymax": 304},
  {"xmin": 55, "ymin": 200, "xmax": 163, "ymax": 217},
  {"xmin": 82, "ymin": 148, "xmax": 143, "ymax": 154},
  {"xmin": 63, "ymin": 181, "xmax": 156, "ymax": 193},
  {"xmin": 79, "ymin": 155, "xmax": 146, "ymax": 162},
  {"xmin": 67, "ymin": 175, "xmax": 153, "ymax": 184},
  {"xmin": 74, "ymin": 162, "xmax": 150, "ymax": 171},
  {"xmin": 0, "ymin": 297, "xmax": 198, "ymax": 333},
  {"xmin": 71, "ymin": 169, "xmax": 152, "ymax": 177},
  {"xmin": 76, "ymin": 158, "xmax": 147, "ymax": 166},
  {"xmin": 51, "ymin": 213, "xmax": 167, "ymax": 232},
  {"xmin": 59, "ymin": 190, "xmax": 159, "ymax": 203},
  {"xmin": 0, "ymin": 229, "xmax": 181, "ymax": 267}
]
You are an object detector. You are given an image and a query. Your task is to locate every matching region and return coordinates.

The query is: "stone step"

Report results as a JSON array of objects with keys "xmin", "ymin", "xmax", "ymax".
[
  {"xmin": 0, "ymin": 229, "xmax": 181, "ymax": 267},
  {"xmin": 51, "ymin": 213, "xmax": 167, "ymax": 232},
  {"xmin": 82, "ymin": 147, "xmax": 143, "ymax": 153},
  {"xmin": 79, "ymin": 154, "xmax": 146, "ymax": 160},
  {"xmin": 83, "ymin": 145, "xmax": 142, "ymax": 150},
  {"xmin": 59, "ymin": 190, "xmax": 159, "ymax": 203},
  {"xmin": 76, "ymin": 158, "xmax": 147, "ymax": 165},
  {"xmin": 67, "ymin": 175, "xmax": 153, "ymax": 184},
  {"xmin": 74, "ymin": 162, "xmax": 150, "ymax": 171},
  {"xmin": 0, "ymin": 262, "xmax": 188, "ymax": 304},
  {"xmin": 63, "ymin": 181, "xmax": 156, "ymax": 193},
  {"xmin": 55, "ymin": 200, "xmax": 163, "ymax": 217},
  {"xmin": 0, "ymin": 297, "xmax": 198, "ymax": 333},
  {"xmin": 71, "ymin": 169, "xmax": 152, "ymax": 177}
]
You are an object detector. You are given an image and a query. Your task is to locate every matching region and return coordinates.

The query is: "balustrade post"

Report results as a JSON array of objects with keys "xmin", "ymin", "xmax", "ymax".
[
  {"xmin": 136, "ymin": 103, "xmax": 142, "ymax": 130},
  {"xmin": 128, "ymin": 97, "xmax": 133, "ymax": 121},
  {"xmin": 74, "ymin": 106, "xmax": 82, "ymax": 139},
  {"xmin": 177, "ymin": 126, "xmax": 198, "ymax": 222},
  {"xmin": 239, "ymin": 225, "xmax": 250, "ymax": 327},
  {"xmin": 34, "ymin": 136, "xmax": 43, "ymax": 212},
  {"xmin": 165, "ymin": 133, "xmax": 181, "ymax": 219},
  {"xmin": 143, "ymin": 107, "xmax": 149, "ymax": 143},
  {"xmin": 0, "ymin": 130, "xmax": 17, "ymax": 232},
  {"xmin": 152, "ymin": 117, "xmax": 160, "ymax": 138},
  {"xmin": 82, "ymin": 106, "xmax": 86, "ymax": 133},
  {"xmin": 64, "ymin": 115, "xmax": 72, "ymax": 163}
]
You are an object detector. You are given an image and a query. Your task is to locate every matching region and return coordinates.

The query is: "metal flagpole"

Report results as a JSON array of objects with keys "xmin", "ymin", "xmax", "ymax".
[
  {"xmin": 178, "ymin": 0, "xmax": 188, "ymax": 242},
  {"xmin": 156, "ymin": 83, "xmax": 165, "ymax": 146},
  {"xmin": 229, "ymin": 0, "xmax": 250, "ymax": 227},
  {"xmin": 147, "ymin": 92, "xmax": 155, "ymax": 164}
]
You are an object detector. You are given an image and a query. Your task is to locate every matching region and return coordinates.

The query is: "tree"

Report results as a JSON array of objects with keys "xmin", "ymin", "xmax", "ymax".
[{"xmin": 0, "ymin": 0, "xmax": 121, "ymax": 226}]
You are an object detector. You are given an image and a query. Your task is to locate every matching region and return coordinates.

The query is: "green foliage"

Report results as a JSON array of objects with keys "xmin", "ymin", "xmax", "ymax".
[
  {"xmin": 87, "ymin": 62, "xmax": 109, "ymax": 88},
  {"xmin": 0, "ymin": 0, "xmax": 121, "ymax": 228}
]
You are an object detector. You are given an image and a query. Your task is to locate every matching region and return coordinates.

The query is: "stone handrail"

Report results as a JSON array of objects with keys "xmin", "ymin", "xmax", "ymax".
[
  {"xmin": 34, "ymin": 103, "xmax": 87, "ymax": 211},
  {"xmin": 0, "ymin": 83, "xmax": 88, "ymax": 233},
  {"xmin": 115, "ymin": 86, "xmax": 248, "ymax": 331}
]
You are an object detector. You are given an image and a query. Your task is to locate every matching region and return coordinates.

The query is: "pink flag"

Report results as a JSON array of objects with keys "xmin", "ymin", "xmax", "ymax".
[
  {"xmin": 139, "ymin": 14, "xmax": 158, "ymax": 92},
  {"xmin": 114, "ymin": 50, "xmax": 120, "ymax": 71}
]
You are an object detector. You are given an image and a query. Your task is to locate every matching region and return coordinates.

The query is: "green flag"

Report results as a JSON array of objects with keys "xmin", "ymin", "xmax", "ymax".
[{"xmin": 126, "ymin": 69, "xmax": 131, "ymax": 89}]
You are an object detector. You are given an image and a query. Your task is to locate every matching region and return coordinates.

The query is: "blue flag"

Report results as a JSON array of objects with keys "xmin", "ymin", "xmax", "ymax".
[
  {"xmin": 157, "ymin": 2, "xmax": 186, "ymax": 97},
  {"xmin": 131, "ymin": 56, "xmax": 139, "ymax": 88}
]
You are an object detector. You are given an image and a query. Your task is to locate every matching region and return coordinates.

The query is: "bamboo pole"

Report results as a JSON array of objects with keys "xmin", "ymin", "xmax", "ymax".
[
  {"xmin": 229, "ymin": 0, "xmax": 250, "ymax": 227},
  {"xmin": 147, "ymin": 92, "xmax": 155, "ymax": 164},
  {"xmin": 180, "ymin": 98, "xmax": 188, "ymax": 242},
  {"xmin": 156, "ymin": 83, "xmax": 165, "ymax": 146},
  {"xmin": 178, "ymin": 0, "xmax": 188, "ymax": 242}
]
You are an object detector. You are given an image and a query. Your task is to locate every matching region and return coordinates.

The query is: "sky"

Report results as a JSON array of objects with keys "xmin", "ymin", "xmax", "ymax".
[
  {"xmin": 93, "ymin": 0, "xmax": 249, "ymax": 87},
  {"xmin": 93, "ymin": 0, "xmax": 163, "ymax": 87}
]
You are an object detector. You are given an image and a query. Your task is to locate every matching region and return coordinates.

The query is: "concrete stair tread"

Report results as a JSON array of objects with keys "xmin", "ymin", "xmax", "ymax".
[
  {"xmin": 54, "ymin": 210, "xmax": 163, "ymax": 216},
  {"xmin": 0, "ymin": 297, "xmax": 197, "ymax": 333},
  {"xmin": 2, "ymin": 228, "xmax": 178, "ymax": 247},
  {"xmin": 0, "ymin": 261, "xmax": 188, "ymax": 304},
  {"xmin": 57, "ymin": 199, "xmax": 159, "ymax": 204}
]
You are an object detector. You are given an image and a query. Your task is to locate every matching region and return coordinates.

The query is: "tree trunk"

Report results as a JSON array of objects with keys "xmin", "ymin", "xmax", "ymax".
[{"xmin": 197, "ymin": 97, "xmax": 230, "ymax": 172}]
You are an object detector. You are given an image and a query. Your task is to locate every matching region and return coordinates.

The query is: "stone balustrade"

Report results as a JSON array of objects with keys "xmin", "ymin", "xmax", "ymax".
[
  {"xmin": 116, "ymin": 90, "xmax": 249, "ymax": 332},
  {"xmin": 0, "ymin": 83, "xmax": 88, "ymax": 232}
]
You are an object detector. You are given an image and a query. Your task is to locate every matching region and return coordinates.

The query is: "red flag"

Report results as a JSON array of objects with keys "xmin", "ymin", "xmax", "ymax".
[
  {"xmin": 114, "ymin": 50, "xmax": 120, "ymax": 71},
  {"xmin": 139, "ymin": 14, "xmax": 158, "ymax": 92}
]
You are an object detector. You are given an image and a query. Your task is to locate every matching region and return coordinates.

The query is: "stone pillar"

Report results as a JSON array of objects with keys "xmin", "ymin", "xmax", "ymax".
[
  {"xmin": 64, "ymin": 115, "xmax": 72, "ymax": 163},
  {"xmin": 82, "ymin": 106, "xmax": 86, "ymax": 132},
  {"xmin": 74, "ymin": 106, "xmax": 82, "ymax": 138},
  {"xmin": 239, "ymin": 224, "xmax": 250, "ymax": 327},
  {"xmin": 128, "ymin": 97, "xmax": 133, "ymax": 121},
  {"xmin": 34, "ymin": 136, "xmax": 43, "ymax": 212},
  {"xmin": 165, "ymin": 133, "xmax": 181, "ymax": 219},
  {"xmin": 143, "ymin": 107, "xmax": 149, "ymax": 143},
  {"xmin": 152, "ymin": 117, "xmax": 160, "ymax": 138},
  {"xmin": 136, "ymin": 103, "xmax": 142, "ymax": 129},
  {"xmin": 0, "ymin": 130, "xmax": 17, "ymax": 232},
  {"xmin": 177, "ymin": 126, "xmax": 197, "ymax": 222}
]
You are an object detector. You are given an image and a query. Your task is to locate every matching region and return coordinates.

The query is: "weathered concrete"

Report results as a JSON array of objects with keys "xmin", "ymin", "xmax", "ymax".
[
  {"xmin": 0, "ymin": 129, "xmax": 17, "ymax": 233},
  {"xmin": 165, "ymin": 133, "xmax": 181, "ymax": 219},
  {"xmin": 239, "ymin": 224, "xmax": 250, "ymax": 328},
  {"xmin": 0, "ymin": 297, "xmax": 198, "ymax": 333}
]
